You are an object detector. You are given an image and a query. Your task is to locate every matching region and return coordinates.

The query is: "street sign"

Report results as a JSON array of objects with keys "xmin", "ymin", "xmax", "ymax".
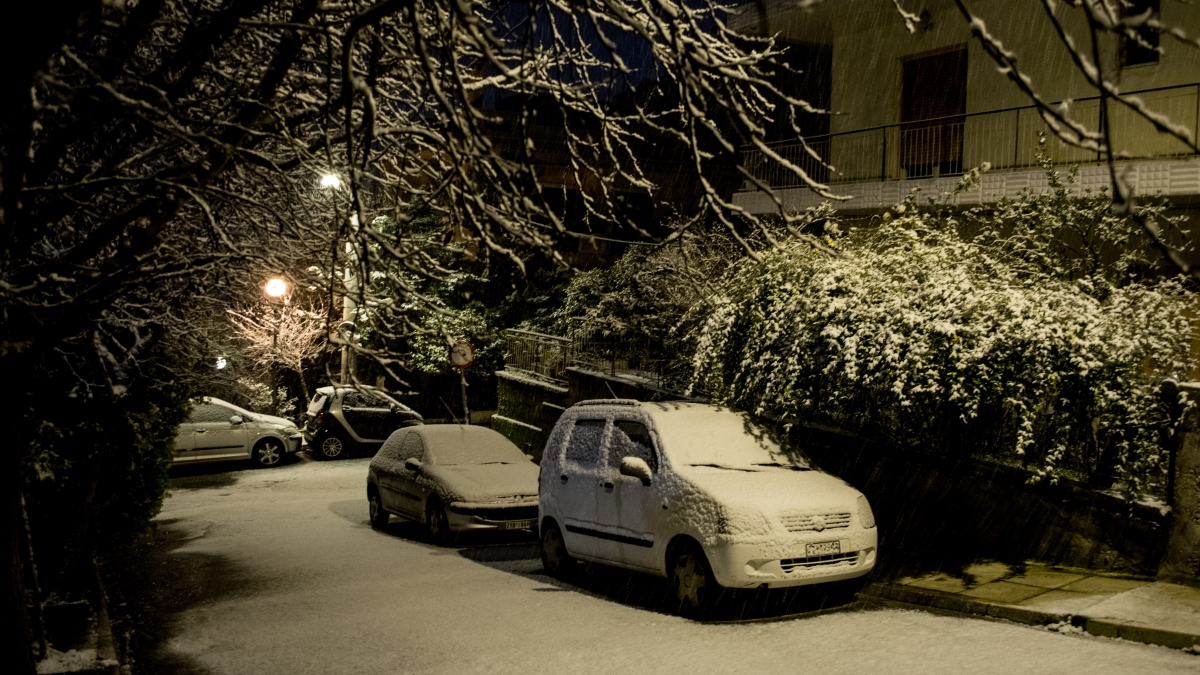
[{"xmin": 448, "ymin": 340, "xmax": 475, "ymax": 369}]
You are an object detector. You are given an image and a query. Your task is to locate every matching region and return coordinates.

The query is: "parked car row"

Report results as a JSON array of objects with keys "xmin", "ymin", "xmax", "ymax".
[
  {"xmin": 366, "ymin": 399, "xmax": 878, "ymax": 618},
  {"xmin": 169, "ymin": 392, "xmax": 877, "ymax": 618}
]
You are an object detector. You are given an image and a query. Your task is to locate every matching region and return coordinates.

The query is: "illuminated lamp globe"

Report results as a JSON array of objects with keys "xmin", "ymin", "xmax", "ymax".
[
  {"xmin": 319, "ymin": 174, "xmax": 341, "ymax": 189},
  {"xmin": 265, "ymin": 278, "xmax": 288, "ymax": 298}
]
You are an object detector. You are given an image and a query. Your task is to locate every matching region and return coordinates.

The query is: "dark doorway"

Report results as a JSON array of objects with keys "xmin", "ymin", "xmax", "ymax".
[{"xmin": 900, "ymin": 47, "xmax": 967, "ymax": 178}]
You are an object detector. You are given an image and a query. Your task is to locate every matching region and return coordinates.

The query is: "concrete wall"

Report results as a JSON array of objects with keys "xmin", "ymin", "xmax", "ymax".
[
  {"xmin": 787, "ymin": 422, "xmax": 1169, "ymax": 577},
  {"xmin": 1159, "ymin": 380, "xmax": 1200, "ymax": 584}
]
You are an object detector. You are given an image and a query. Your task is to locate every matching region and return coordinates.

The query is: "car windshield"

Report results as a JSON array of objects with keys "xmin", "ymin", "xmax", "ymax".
[
  {"xmin": 426, "ymin": 429, "xmax": 528, "ymax": 465},
  {"xmin": 651, "ymin": 407, "xmax": 809, "ymax": 471}
]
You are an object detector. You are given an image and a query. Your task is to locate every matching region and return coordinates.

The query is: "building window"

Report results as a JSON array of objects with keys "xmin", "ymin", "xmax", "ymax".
[
  {"xmin": 900, "ymin": 47, "xmax": 967, "ymax": 178},
  {"xmin": 1121, "ymin": 0, "xmax": 1160, "ymax": 67}
]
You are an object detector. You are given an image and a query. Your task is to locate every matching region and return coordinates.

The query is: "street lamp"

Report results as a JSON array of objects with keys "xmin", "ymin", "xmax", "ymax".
[
  {"xmin": 319, "ymin": 173, "xmax": 341, "ymax": 189},
  {"xmin": 264, "ymin": 278, "xmax": 288, "ymax": 413}
]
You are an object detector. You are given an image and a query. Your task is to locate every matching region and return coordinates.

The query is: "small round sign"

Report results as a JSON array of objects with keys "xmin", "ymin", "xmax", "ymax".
[{"xmin": 448, "ymin": 341, "xmax": 475, "ymax": 369}]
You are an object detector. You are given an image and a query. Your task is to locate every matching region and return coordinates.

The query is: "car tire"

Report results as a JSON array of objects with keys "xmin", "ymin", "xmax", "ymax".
[
  {"xmin": 314, "ymin": 432, "xmax": 348, "ymax": 460},
  {"xmin": 425, "ymin": 497, "xmax": 454, "ymax": 546},
  {"xmin": 668, "ymin": 542, "xmax": 720, "ymax": 619},
  {"xmin": 367, "ymin": 486, "xmax": 389, "ymax": 530},
  {"xmin": 252, "ymin": 438, "xmax": 285, "ymax": 468},
  {"xmin": 540, "ymin": 522, "xmax": 575, "ymax": 579}
]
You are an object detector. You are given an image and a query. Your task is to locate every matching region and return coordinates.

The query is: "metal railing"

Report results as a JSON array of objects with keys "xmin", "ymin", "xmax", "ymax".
[
  {"xmin": 739, "ymin": 82, "xmax": 1200, "ymax": 190},
  {"xmin": 502, "ymin": 324, "xmax": 674, "ymax": 389},
  {"xmin": 502, "ymin": 329, "xmax": 572, "ymax": 382}
]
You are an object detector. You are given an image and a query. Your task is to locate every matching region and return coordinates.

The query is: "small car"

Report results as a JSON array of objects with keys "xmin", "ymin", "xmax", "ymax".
[
  {"xmin": 366, "ymin": 425, "xmax": 539, "ymax": 544},
  {"xmin": 303, "ymin": 385, "xmax": 423, "ymax": 460},
  {"xmin": 172, "ymin": 396, "xmax": 303, "ymax": 467},
  {"xmin": 537, "ymin": 400, "xmax": 878, "ymax": 617}
]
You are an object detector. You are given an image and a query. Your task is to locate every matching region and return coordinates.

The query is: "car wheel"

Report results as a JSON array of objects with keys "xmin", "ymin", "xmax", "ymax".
[
  {"xmin": 668, "ymin": 543, "xmax": 719, "ymax": 619},
  {"xmin": 253, "ymin": 438, "xmax": 285, "ymax": 467},
  {"xmin": 367, "ymin": 486, "xmax": 389, "ymax": 530},
  {"xmin": 540, "ymin": 522, "xmax": 575, "ymax": 579},
  {"xmin": 314, "ymin": 433, "xmax": 348, "ymax": 460},
  {"xmin": 425, "ymin": 497, "xmax": 454, "ymax": 546}
]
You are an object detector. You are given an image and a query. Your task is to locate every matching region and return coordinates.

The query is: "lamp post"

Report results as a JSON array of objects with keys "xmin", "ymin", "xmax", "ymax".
[
  {"xmin": 320, "ymin": 172, "xmax": 357, "ymax": 385},
  {"xmin": 265, "ymin": 277, "xmax": 288, "ymax": 413}
]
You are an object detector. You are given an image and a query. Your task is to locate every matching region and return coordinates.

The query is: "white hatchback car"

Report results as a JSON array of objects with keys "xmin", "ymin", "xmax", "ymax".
[
  {"xmin": 172, "ymin": 397, "xmax": 303, "ymax": 468},
  {"xmin": 538, "ymin": 400, "xmax": 877, "ymax": 616}
]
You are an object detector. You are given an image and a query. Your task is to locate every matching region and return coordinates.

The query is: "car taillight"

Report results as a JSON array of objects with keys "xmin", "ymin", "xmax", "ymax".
[{"xmin": 316, "ymin": 411, "xmax": 333, "ymax": 426}]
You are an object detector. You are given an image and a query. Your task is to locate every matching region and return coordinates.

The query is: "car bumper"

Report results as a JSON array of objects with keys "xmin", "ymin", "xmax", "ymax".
[
  {"xmin": 446, "ymin": 501, "xmax": 539, "ymax": 533},
  {"xmin": 705, "ymin": 528, "xmax": 878, "ymax": 589},
  {"xmin": 286, "ymin": 434, "xmax": 303, "ymax": 453}
]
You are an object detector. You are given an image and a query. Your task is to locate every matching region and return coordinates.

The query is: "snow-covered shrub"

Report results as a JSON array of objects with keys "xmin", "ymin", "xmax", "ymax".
[{"xmin": 689, "ymin": 208, "xmax": 1195, "ymax": 493}]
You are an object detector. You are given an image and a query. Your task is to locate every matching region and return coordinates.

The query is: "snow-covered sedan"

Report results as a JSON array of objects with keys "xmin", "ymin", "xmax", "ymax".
[
  {"xmin": 173, "ymin": 397, "xmax": 303, "ymax": 468},
  {"xmin": 537, "ymin": 400, "xmax": 878, "ymax": 617},
  {"xmin": 366, "ymin": 425, "xmax": 539, "ymax": 544}
]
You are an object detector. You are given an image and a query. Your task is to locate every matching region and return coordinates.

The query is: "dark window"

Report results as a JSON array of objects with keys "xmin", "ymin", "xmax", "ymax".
[
  {"xmin": 901, "ymin": 47, "xmax": 967, "ymax": 178},
  {"xmin": 564, "ymin": 419, "xmax": 606, "ymax": 469},
  {"xmin": 1121, "ymin": 0, "xmax": 1160, "ymax": 67},
  {"xmin": 190, "ymin": 403, "xmax": 234, "ymax": 424},
  {"xmin": 343, "ymin": 391, "xmax": 387, "ymax": 408},
  {"xmin": 609, "ymin": 421, "xmax": 658, "ymax": 473},
  {"xmin": 400, "ymin": 432, "xmax": 425, "ymax": 461}
]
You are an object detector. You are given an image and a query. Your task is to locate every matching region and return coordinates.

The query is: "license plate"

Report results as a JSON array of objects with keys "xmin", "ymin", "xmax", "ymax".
[
  {"xmin": 503, "ymin": 520, "xmax": 534, "ymax": 530},
  {"xmin": 806, "ymin": 541, "xmax": 841, "ymax": 557}
]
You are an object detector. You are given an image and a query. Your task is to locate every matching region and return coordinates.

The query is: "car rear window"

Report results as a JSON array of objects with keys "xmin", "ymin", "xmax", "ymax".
[{"xmin": 307, "ymin": 394, "xmax": 327, "ymax": 414}]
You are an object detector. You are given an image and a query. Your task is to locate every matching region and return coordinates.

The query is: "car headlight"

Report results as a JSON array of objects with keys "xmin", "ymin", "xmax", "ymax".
[{"xmin": 857, "ymin": 495, "xmax": 876, "ymax": 529}]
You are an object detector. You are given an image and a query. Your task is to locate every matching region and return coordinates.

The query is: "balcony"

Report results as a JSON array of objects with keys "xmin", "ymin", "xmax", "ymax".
[{"xmin": 734, "ymin": 82, "xmax": 1200, "ymax": 214}]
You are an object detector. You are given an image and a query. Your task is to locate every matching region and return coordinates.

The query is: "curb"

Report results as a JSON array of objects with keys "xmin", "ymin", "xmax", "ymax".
[{"xmin": 861, "ymin": 582, "xmax": 1200, "ymax": 653}]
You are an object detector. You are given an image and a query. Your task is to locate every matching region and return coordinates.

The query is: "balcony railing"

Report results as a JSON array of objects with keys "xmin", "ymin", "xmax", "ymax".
[{"xmin": 739, "ymin": 82, "xmax": 1200, "ymax": 191}]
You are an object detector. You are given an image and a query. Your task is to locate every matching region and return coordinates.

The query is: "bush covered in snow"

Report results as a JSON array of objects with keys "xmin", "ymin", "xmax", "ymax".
[{"xmin": 689, "ymin": 175, "xmax": 1194, "ymax": 493}]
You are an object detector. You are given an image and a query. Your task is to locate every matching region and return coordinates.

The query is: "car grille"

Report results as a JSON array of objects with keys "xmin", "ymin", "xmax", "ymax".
[
  {"xmin": 448, "ymin": 504, "xmax": 538, "ymax": 521},
  {"xmin": 779, "ymin": 512, "xmax": 852, "ymax": 533},
  {"xmin": 780, "ymin": 551, "xmax": 859, "ymax": 573}
]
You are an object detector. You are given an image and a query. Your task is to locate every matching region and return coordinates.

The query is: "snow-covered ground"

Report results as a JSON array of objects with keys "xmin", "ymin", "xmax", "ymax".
[{"xmin": 143, "ymin": 458, "xmax": 1198, "ymax": 675}]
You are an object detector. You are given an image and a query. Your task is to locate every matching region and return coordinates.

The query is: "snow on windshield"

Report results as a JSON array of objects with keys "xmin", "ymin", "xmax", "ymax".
[
  {"xmin": 649, "ymin": 405, "xmax": 806, "ymax": 470},
  {"xmin": 424, "ymin": 427, "xmax": 528, "ymax": 465}
]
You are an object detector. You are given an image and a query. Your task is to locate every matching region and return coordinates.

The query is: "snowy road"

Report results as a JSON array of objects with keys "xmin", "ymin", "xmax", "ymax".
[{"xmin": 122, "ymin": 456, "xmax": 1198, "ymax": 675}]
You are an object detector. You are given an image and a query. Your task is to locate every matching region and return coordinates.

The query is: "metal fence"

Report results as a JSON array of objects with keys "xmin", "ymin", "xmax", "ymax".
[
  {"xmin": 502, "ymin": 324, "xmax": 674, "ymax": 389},
  {"xmin": 502, "ymin": 329, "xmax": 572, "ymax": 382},
  {"xmin": 739, "ymin": 82, "xmax": 1200, "ymax": 190}
]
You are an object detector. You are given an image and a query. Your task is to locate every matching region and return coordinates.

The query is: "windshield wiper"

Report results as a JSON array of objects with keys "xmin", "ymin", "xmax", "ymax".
[
  {"xmin": 753, "ymin": 462, "xmax": 811, "ymax": 471},
  {"xmin": 689, "ymin": 463, "xmax": 754, "ymax": 472}
]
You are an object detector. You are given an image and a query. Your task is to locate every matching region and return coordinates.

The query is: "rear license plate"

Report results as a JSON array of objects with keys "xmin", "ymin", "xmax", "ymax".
[
  {"xmin": 806, "ymin": 541, "xmax": 841, "ymax": 557},
  {"xmin": 503, "ymin": 520, "xmax": 534, "ymax": 530}
]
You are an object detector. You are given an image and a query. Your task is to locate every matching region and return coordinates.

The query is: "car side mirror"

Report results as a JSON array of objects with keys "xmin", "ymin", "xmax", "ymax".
[
  {"xmin": 404, "ymin": 458, "xmax": 422, "ymax": 472},
  {"xmin": 230, "ymin": 414, "xmax": 244, "ymax": 425},
  {"xmin": 620, "ymin": 457, "xmax": 652, "ymax": 486}
]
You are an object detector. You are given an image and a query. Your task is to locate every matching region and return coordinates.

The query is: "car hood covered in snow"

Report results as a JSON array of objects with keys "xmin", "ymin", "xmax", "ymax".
[
  {"xmin": 681, "ymin": 466, "xmax": 861, "ymax": 516},
  {"xmin": 254, "ymin": 413, "xmax": 297, "ymax": 429},
  {"xmin": 427, "ymin": 462, "xmax": 539, "ymax": 503}
]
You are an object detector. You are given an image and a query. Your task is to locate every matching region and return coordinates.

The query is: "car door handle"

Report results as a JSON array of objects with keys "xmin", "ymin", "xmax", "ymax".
[
  {"xmin": 603, "ymin": 482, "xmax": 614, "ymax": 491},
  {"xmin": 560, "ymin": 475, "xmax": 568, "ymax": 483},
  {"xmin": 196, "ymin": 429, "xmax": 207, "ymax": 433}
]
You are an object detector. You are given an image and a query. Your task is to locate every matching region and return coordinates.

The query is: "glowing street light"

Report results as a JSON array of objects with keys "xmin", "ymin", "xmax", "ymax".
[
  {"xmin": 319, "ymin": 173, "xmax": 341, "ymax": 189},
  {"xmin": 265, "ymin": 278, "xmax": 288, "ymax": 298}
]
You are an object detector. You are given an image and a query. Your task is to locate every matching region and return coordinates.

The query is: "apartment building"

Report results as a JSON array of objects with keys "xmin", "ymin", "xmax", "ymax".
[{"xmin": 730, "ymin": 0, "xmax": 1200, "ymax": 225}]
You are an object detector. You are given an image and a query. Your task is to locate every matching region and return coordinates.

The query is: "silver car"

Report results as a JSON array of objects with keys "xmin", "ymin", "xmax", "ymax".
[
  {"xmin": 172, "ymin": 397, "xmax": 303, "ymax": 467},
  {"xmin": 366, "ymin": 425, "xmax": 539, "ymax": 544}
]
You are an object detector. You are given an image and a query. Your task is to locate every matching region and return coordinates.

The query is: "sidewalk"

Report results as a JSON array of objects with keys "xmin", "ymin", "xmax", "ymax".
[{"xmin": 861, "ymin": 561, "xmax": 1200, "ymax": 653}]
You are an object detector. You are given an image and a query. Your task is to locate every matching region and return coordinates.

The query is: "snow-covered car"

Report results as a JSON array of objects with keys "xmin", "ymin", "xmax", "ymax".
[
  {"xmin": 173, "ymin": 397, "xmax": 303, "ymax": 468},
  {"xmin": 303, "ymin": 386, "xmax": 423, "ymax": 460},
  {"xmin": 537, "ymin": 400, "xmax": 878, "ymax": 617},
  {"xmin": 366, "ymin": 425, "xmax": 539, "ymax": 544}
]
